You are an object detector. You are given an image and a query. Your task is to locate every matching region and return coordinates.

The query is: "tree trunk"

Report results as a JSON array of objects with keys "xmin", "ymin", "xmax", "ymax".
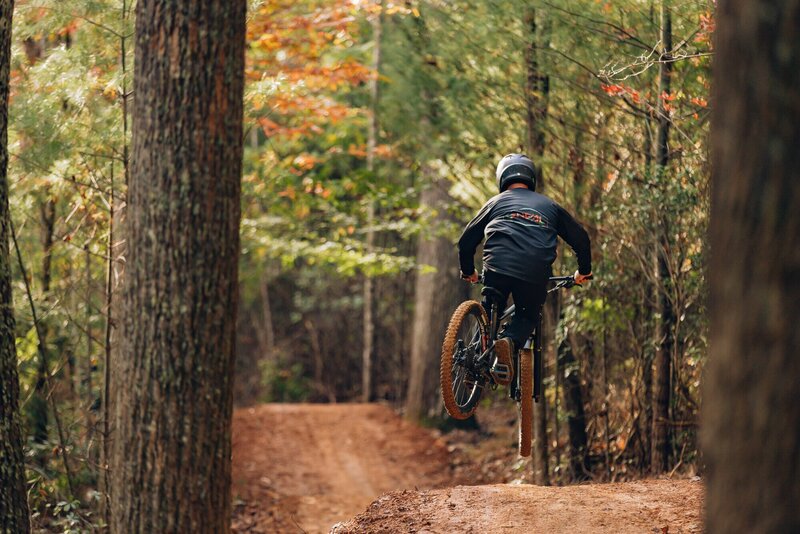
[
  {"xmin": 110, "ymin": 1, "xmax": 246, "ymax": 531},
  {"xmin": 641, "ymin": 106, "xmax": 654, "ymax": 470},
  {"xmin": 101, "ymin": 165, "xmax": 115, "ymax": 525},
  {"xmin": 526, "ymin": 7, "xmax": 551, "ymax": 486},
  {"xmin": 704, "ymin": 1, "xmax": 800, "ymax": 531},
  {"xmin": 651, "ymin": 0, "xmax": 673, "ymax": 474},
  {"xmin": 258, "ymin": 277, "xmax": 275, "ymax": 359},
  {"xmin": 362, "ymin": 0, "xmax": 383, "ymax": 402},
  {"xmin": 405, "ymin": 177, "xmax": 466, "ymax": 421},
  {"xmin": 558, "ymin": 337, "xmax": 588, "ymax": 481},
  {"xmin": 30, "ymin": 194, "xmax": 57, "ymax": 446},
  {"xmin": 0, "ymin": 1, "xmax": 30, "ymax": 530},
  {"xmin": 525, "ymin": 9, "xmax": 549, "ymax": 164}
]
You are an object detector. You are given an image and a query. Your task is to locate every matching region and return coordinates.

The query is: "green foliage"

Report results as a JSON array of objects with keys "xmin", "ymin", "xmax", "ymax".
[
  {"xmin": 6, "ymin": 0, "xmax": 713, "ymax": 506},
  {"xmin": 259, "ymin": 359, "xmax": 312, "ymax": 403}
]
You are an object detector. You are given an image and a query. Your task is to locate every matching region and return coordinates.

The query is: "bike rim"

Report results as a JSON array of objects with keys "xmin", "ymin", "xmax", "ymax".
[{"xmin": 450, "ymin": 310, "xmax": 484, "ymax": 409}]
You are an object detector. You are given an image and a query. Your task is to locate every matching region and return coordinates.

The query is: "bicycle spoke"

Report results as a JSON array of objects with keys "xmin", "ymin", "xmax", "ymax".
[
  {"xmin": 453, "ymin": 367, "xmax": 466, "ymax": 403},
  {"xmin": 442, "ymin": 303, "xmax": 488, "ymax": 418}
]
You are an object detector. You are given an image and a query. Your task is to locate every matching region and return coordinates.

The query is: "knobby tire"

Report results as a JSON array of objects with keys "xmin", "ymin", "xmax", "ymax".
[
  {"xmin": 518, "ymin": 348, "xmax": 533, "ymax": 457},
  {"xmin": 440, "ymin": 300, "xmax": 487, "ymax": 420}
]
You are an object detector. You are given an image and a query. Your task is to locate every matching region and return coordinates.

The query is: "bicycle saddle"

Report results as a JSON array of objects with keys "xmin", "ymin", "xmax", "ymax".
[{"xmin": 480, "ymin": 286, "xmax": 506, "ymax": 305}]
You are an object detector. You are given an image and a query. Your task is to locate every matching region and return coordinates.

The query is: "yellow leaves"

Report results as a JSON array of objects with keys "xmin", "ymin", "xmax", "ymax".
[
  {"xmin": 57, "ymin": 19, "xmax": 81, "ymax": 38},
  {"xmin": 278, "ymin": 185, "xmax": 297, "ymax": 200},
  {"xmin": 385, "ymin": 5, "xmax": 412, "ymax": 16},
  {"xmin": 335, "ymin": 225, "xmax": 356, "ymax": 238},
  {"xmin": 374, "ymin": 144, "xmax": 393, "ymax": 159},
  {"xmin": 278, "ymin": 179, "xmax": 331, "ymax": 202},
  {"xmin": 307, "ymin": 182, "xmax": 331, "ymax": 199},
  {"xmin": 245, "ymin": 1, "xmax": 374, "ymax": 145},
  {"xmin": 102, "ymin": 84, "xmax": 118, "ymax": 100},
  {"xmin": 348, "ymin": 143, "xmax": 393, "ymax": 159},
  {"xmin": 361, "ymin": 2, "xmax": 416, "ymax": 16},
  {"xmin": 347, "ymin": 144, "xmax": 367, "ymax": 158},
  {"xmin": 596, "ymin": 1, "xmax": 612, "ymax": 14},
  {"xmin": 294, "ymin": 203, "xmax": 311, "ymax": 219},
  {"xmin": 253, "ymin": 33, "xmax": 282, "ymax": 53},
  {"xmin": 293, "ymin": 153, "xmax": 318, "ymax": 171},
  {"xmin": 696, "ymin": 12, "xmax": 715, "ymax": 46},
  {"xmin": 250, "ymin": 93, "xmax": 265, "ymax": 111},
  {"xmin": 258, "ymin": 116, "xmax": 281, "ymax": 137}
]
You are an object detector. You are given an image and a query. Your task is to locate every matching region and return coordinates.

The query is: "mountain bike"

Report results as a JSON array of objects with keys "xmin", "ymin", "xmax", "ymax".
[{"xmin": 440, "ymin": 274, "xmax": 590, "ymax": 457}]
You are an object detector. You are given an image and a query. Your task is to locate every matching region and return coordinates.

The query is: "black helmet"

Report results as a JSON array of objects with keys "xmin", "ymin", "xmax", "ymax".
[{"xmin": 495, "ymin": 153, "xmax": 537, "ymax": 193}]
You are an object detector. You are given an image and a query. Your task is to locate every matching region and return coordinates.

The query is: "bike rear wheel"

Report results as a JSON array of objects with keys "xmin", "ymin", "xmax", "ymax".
[
  {"xmin": 440, "ymin": 300, "xmax": 488, "ymax": 420},
  {"xmin": 518, "ymin": 348, "xmax": 533, "ymax": 457}
]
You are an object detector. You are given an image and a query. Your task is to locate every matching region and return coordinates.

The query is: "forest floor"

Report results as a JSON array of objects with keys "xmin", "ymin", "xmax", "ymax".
[{"xmin": 230, "ymin": 403, "xmax": 703, "ymax": 533}]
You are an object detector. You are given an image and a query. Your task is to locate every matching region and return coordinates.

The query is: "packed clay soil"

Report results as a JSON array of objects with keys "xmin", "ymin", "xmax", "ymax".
[
  {"xmin": 230, "ymin": 403, "xmax": 703, "ymax": 533},
  {"xmin": 332, "ymin": 480, "xmax": 703, "ymax": 533},
  {"xmin": 231, "ymin": 403, "xmax": 457, "ymax": 533}
]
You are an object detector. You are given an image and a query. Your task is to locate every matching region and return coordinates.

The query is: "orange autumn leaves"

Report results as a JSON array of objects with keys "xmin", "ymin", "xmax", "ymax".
[
  {"xmin": 246, "ymin": 0, "xmax": 401, "ymax": 210},
  {"xmin": 600, "ymin": 82, "xmax": 709, "ymax": 116},
  {"xmin": 246, "ymin": 0, "xmax": 373, "ymax": 143}
]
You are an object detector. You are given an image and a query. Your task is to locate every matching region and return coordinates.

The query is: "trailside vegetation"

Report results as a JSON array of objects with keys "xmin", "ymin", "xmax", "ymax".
[{"xmin": 1, "ymin": 0, "xmax": 716, "ymax": 529}]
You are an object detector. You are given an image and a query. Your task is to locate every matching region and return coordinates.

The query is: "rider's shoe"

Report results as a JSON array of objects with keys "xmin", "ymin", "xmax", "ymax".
[{"xmin": 491, "ymin": 337, "xmax": 514, "ymax": 386}]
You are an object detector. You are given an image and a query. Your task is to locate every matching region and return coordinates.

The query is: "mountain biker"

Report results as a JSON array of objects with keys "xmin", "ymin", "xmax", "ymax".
[{"xmin": 457, "ymin": 153, "xmax": 593, "ymax": 381}]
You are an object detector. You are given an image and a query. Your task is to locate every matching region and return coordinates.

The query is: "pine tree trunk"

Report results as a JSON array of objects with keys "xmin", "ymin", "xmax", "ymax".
[
  {"xmin": 30, "ymin": 195, "xmax": 57, "ymax": 445},
  {"xmin": 526, "ymin": 7, "xmax": 551, "ymax": 486},
  {"xmin": 704, "ymin": 1, "xmax": 800, "ymax": 531},
  {"xmin": 558, "ymin": 337, "xmax": 588, "ymax": 480},
  {"xmin": 0, "ymin": 0, "xmax": 30, "ymax": 530},
  {"xmin": 533, "ymin": 301, "xmax": 554, "ymax": 486},
  {"xmin": 361, "ymin": 0, "xmax": 383, "ymax": 402},
  {"xmin": 406, "ymin": 177, "xmax": 466, "ymax": 421},
  {"xmin": 110, "ymin": 1, "xmax": 246, "ymax": 531},
  {"xmin": 651, "ymin": 0, "xmax": 673, "ymax": 474},
  {"xmin": 525, "ymin": 9, "xmax": 549, "ymax": 163}
]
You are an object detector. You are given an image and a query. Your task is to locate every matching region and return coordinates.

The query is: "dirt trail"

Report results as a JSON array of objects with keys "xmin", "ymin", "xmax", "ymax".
[
  {"xmin": 333, "ymin": 480, "xmax": 703, "ymax": 533},
  {"xmin": 231, "ymin": 403, "xmax": 703, "ymax": 533},
  {"xmin": 231, "ymin": 404, "xmax": 455, "ymax": 533}
]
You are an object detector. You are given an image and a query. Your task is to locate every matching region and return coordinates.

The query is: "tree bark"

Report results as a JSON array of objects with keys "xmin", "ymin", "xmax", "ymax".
[
  {"xmin": 362, "ymin": 0, "xmax": 383, "ymax": 402},
  {"xmin": 30, "ymin": 194, "xmax": 56, "ymax": 445},
  {"xmin": 651, "ymin": 0, "xmax": 673, "ymax": 474},
  {"xmin": 704, "ymin": 1, "xmax": 800, "ymax": 531},
  {"xmin": 525, "ymin": 9, "xmax": 549, "ymax": 164},
  {"xmin": 526, "ymin": 7, "xmax": 551, "ymax": 486},
  {"xmin": 101, "ymin": 166, "xmax": 115, "ymax": 526},
  {"xmin": 110, "ymin": 1, "xmax": 246, "ymax": 531},
  {"xmin": 405, "ymin": 177, "xmax": 466, "ymax": 421},
  {"xmin": 0, "ymin": 1, "xmax": 30, "ymax": 530},
  {"xmin": 558, "ymin": 337, "xmax": 588, "ymax": 481}
]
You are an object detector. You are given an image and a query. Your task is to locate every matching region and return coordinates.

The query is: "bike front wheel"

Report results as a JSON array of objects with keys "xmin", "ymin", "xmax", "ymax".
[{"xmin": 440, "ymin": 300, "xmax": 488, "ymax": 420}]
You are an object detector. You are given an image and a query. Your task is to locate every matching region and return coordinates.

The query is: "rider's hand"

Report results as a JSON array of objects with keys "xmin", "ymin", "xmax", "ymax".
[
  {"xmin": 461, "ymin": 271, "xmax": 479, "ymax": 284},
  {"xmin": 574, "ymin": 270, "xmax": 593, "ymax": 286}
]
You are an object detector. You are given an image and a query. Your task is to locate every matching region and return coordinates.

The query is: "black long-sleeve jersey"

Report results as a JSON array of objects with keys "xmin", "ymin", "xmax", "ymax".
[{"xmin": 458, "ymin": 188, "xmax": 592, "ymax": 283}]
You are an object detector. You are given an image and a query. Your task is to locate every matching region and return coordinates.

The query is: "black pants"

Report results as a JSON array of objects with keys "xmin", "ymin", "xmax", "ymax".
[{"xmin": 481, "ymin": 270, "xmax": 547, "ymax": 349}]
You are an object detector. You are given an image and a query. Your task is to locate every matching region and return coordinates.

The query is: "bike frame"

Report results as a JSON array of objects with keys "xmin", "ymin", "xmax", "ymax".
[{"xmin": 483, "ymin": 274, "xmax": 581, "ymax": 403}]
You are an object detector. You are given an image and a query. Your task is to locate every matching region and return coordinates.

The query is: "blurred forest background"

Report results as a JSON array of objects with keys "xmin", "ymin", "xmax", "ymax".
[{"xmin": 7, "ymin": 0, "xmax": 712, "ymax": 528}]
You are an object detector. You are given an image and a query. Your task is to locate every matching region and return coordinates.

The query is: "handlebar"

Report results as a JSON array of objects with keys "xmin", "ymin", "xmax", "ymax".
[
  {"xmin": 548, "ymin": 273, "xmax": 593, "ymax": 292},
  {"xmin": 463, "ymin": 273, "xmax": 593, "ymax": 292}
]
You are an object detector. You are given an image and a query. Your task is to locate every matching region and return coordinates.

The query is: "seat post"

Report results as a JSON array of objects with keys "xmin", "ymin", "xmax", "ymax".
[{"xmin": 480, "ymin": 286, "xmax": 506, "ymax": 338}]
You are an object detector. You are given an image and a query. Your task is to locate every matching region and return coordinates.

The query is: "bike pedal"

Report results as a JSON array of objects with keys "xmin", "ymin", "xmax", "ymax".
[{"xmin": 490, "ymin": 363, "xmax": 513, "ymax": 386}]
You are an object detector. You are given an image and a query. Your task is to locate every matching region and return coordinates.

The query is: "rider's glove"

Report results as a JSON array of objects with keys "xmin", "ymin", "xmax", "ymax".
[
  {"xmin": 574, "ymin": 270, "xmax": 593, "ymax": 286},
  {"xmin": 461, "ymin": 271, "xmax": 479, "ymax": 284}
]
